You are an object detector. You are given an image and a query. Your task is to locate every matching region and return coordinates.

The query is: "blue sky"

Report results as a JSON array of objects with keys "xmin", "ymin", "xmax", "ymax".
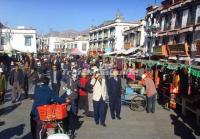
[{"xmin": 0, "ymin": 0, "xmax": 162, "ymax": 33}]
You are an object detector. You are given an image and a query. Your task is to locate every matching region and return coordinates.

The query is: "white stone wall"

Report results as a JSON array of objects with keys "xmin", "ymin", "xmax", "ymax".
[{"xmin": 1, "ymin": 28, "xmax": 37, "ymax": 53}]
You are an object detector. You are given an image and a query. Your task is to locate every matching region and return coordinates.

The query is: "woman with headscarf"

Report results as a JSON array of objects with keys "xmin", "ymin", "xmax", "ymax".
[{"xmin": 78, "ymin": 69, "xmax": 89, "ymax": 115}]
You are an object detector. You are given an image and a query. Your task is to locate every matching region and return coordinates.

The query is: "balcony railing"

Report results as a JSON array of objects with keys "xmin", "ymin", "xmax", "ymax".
[
  {"xmin": 104, "ymin": 34, "xmax": 108, "ymax": 38},
  {"xmin": 168, "ymin": 43, "xmax": 186, "ymax": 56},
  {"xmin": 152, "ymin": 45, "xmax": 168, "ymax": 56},
  {"xmin": 98, "ymin": 35, "xmax": 103, "ymax": 39},
  {"xmin": 103, "ymin": 45, "xmax": 108, "ymax": 49},
  {"xmin": 98, "ymin": 45, "xmax": 103, "ymax": 49}
]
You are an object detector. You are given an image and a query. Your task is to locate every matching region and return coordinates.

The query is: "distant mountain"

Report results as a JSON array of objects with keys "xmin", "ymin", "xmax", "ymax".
[
  {"xmin": 0, "ymin": 22, "xmax": 6, "ymax": 28},
  {"xmin": 44, "ymin": 29, "xmax": 89, "ymax": 38}
]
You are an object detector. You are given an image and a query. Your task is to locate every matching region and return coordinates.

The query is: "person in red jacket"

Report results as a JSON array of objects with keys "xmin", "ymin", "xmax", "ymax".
[{"xmin": 78, "ymin": 69, "xmax": 89, "ymax": 115}]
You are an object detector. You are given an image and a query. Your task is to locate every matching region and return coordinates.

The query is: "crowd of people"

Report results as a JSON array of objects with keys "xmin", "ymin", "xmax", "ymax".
[{"xmin": 0, "ymin": 54, "xmax": 157, "ymax": 139}]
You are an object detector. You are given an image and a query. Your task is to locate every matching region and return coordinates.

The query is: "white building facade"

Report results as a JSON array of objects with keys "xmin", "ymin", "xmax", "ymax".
[
  {"xmin": 38, "ymin": 35, "xmax": 89, "ymax": 54},
  {"xmin": 89, "ymin": 17, "xmax": 139, "ymax": 53},
  {"xmin": 65, "ymin": 35, "xmax": 89, "ymax": 54},
  {"xmin": 0, "ymin": 26, "xmax": 37, "ymax": 53},
  {"xmin": 123, "ymin": 20, "xmax": 146, "ymax": 51},
  {"xmin": 45, "ymin": 37, "xmax": 72, "ymax": 53}
]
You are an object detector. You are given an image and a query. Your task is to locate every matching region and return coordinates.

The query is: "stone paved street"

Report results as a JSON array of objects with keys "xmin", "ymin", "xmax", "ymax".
[{"xmin": 0, "ymin": 88, "xmax": 199, "ymax": 139}]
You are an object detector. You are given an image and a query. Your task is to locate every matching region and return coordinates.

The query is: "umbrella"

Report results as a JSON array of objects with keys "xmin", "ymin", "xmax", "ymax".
[{"xmin": 70, "ymin": 48, "xmax": 84, "ymax": 56}]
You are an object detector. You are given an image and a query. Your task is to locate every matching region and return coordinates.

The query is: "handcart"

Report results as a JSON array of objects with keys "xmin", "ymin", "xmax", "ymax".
[{"xmin": 122, "ymin": 81, "xmax": 146, "ymax": 111}]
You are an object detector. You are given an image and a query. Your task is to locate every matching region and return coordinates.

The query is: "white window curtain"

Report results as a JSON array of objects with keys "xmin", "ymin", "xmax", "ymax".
[
  {"xmin": 161, "ymin": 17, "xmax": 165, "ymax": 31},
  {"xmin": 171, "ymin": 13, "xmax": 176, "ymax": 30},
  {"xmin": 196, "ymin": 5, "xmax": 200, "ymax": 24},
  {"xmin": 182, "ymin": 9, "xmax": 189, "ymax": 28}
]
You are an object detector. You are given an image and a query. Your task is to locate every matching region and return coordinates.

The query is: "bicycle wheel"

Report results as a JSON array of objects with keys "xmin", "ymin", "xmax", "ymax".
[{"xmin": 130, "ymin": 95, "xmax": 146, "ymax": 111}]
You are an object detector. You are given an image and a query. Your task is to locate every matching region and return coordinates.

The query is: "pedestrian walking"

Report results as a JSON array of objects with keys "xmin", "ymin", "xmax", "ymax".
[
  {"xmin": 90, "ymin": 68, "xmax": 108, "ymax": 127},
  {"xmin": 23, "ymin": 66, "xmax": 30, "ymax": 99},
  {"xmin": 78, "ymin": 69, "xmax": 89, "ymax": 116},
  {"xmin": 0, "ymin": 68, "xmax": 6, "ymax": 104},
  {"xmin": 29, "ymin": 67, "xmax": 39, "ymax": 99},
  {"xmin": 50, "ymin": 65, "xmax": 62, "ymax": 96},
  {"xmin": 9, "ymin": 63, "xmax": 24, "ymax": 103},
  {"xmin": 64, "ymin": 69, "xmax": 79, "ymax": 115},
  {"xmin": 141, "ymin": 74, "xmax": 157, "ymax": 113},
  {"xmin": 108, "ymin": 69, "xmax": 122, "ymax": 120}
]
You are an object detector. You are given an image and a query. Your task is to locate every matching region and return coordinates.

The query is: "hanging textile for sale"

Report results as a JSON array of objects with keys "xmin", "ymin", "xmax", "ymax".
[
  {"xmin": 172, "ymin": 72, "xmax": 180, "ymax": 94},
  {"xmin": 116, "ymin": 58, "xmax": 123, "ymax": 71},
  {"xmin": 155, "ymin": 68, "xmax": 160, "ymax": 88}
]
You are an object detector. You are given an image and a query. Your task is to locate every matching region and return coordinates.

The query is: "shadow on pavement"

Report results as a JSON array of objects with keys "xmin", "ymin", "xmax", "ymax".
[
  {"xmin": 63, "ymin": 111, "xmax": 84, "ymax": 139},
  {"xmin": 0, "ymin": 103, "xmax": 21, "ymax": 116},
  {"xmin": 0, "ymin": 121, "xmax": 5, "ymax": 126},
  {"xmin": 0, "ymin": 124, "xmax": 25, "ymax": 139},
  {"xmin": 158, "ymin": 94, "xmax": 200, "ymax": 137},
  {"xmin": 21, "ymin": 132, "xmax": 32, "ymax": 139},
  {"xmin": 170, "ymin": 114, "xmax": 196, "ymax": 139}
]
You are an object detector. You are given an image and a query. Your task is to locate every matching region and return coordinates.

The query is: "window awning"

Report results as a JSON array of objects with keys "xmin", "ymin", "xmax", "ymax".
[
  {"xmin": 122, "ymin": 47, "xmax": 141, "ymax": 55},
  {"xmin": 167, "ymin": 30, "xmax": 179, "ymax": 35},
  {"xmin": 179, "ymin": 27, "xmax": 193, "ymax": 34}
]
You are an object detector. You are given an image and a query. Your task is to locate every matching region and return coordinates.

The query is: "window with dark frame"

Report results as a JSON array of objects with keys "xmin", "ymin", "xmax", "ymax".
[
  {"xmin": 82, "ymin": 43, "xmax": 87, "ymax": 51},
  {"xmin": 1, "ymin": 36, "xmax": 7, "ymax": 45},
  {"xmin": 25, "ymin": 36, "xmax": 32, "ymax": 46},
  {"xmin": 187, "ymin": 6, "xmax": 196, "ymax": 26}
]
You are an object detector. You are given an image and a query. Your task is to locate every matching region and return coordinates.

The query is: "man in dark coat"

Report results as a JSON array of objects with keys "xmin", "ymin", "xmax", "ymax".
[
  {"xmin": 30, "ymin": 76, "xmax": 66, "ymax": 139},
  {"xmin": 108, "ymin": 69, "xmax": 122, "ymax": 120},
  {"xmin": 9, "ymin": 63, "xmax": 24, "ymax": 103},
  {"xmin": 50, "ymin": 65, "xmax": 62, "ymax": 96}
]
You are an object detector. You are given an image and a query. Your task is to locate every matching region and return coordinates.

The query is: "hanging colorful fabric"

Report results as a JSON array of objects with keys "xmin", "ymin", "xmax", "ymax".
[{"xmin": 188, "ymin": 67, "xmax": 200, "ymax": 78}]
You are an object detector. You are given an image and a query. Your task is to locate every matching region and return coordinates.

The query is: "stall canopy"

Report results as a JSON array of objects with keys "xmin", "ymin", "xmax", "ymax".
[
  {"xmin": 103, "ymin": 51, "xmax": 117, "ymax": 56},
  {"xmin": 129, "ymin": 51, "xmax": 143, "ymax": 58},
  {"xmin": 122, "ymin": 47, "xmax": 141, "ymax": 55},
  {"xmin": 70, "ymin": 48, "xmax": 84, "ymax": 55}
]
